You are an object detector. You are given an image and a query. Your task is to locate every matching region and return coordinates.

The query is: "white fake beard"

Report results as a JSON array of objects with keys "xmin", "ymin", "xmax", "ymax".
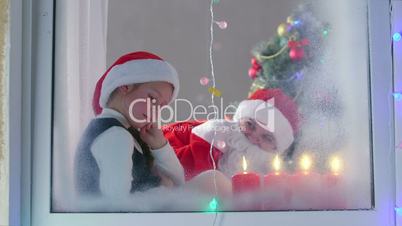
[{"xmin": 217, "ymin": 130, "xmax": 273, "ymax": 178}]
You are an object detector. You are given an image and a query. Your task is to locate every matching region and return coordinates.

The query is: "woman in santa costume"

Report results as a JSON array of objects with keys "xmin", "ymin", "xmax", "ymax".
[{"xmin": 163, "ymin": 88, "xmax": 299, "ymax": 181}]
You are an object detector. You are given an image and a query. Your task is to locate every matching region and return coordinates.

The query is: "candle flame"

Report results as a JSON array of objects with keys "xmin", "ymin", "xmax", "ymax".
[
  {"xmin": 272, "ymin": 154, "xmax": 281, "ymax": 172},
  {"xmin": 299, "ymin": 154, "xmax": 313, "ymax": 172},
  {"xmin": 329, "ymin": 156, "xmax": 343, "ymax": 175},
  {"xmin": 242, "ymin": 156, "xmax": 248, "ymax": 172}
]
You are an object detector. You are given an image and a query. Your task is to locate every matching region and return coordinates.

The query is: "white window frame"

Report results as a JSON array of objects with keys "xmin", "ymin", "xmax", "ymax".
[{"xmin": 8, "ymin": 0, "xmax": 397, "ymax": 225}]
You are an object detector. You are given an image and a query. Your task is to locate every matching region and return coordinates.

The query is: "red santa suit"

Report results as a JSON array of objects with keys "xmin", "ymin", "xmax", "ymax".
[{"xmin": 163, "ymin": 88, "xmax": 299, "ymax": 180}]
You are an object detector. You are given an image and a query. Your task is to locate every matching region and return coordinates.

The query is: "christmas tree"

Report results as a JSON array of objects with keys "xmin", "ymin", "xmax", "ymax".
[
  {"xmin": 248, "ymin": 4, "xmax": 346, "ymax": 171},
  {"xmin": 248, "ymin": 4, "xmax": 330, "ymax": 99}
]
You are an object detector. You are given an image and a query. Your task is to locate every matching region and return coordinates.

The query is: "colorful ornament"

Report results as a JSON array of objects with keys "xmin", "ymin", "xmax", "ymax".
[
  {"xmin": 288, "ymin": 38, "xmax": 309, "ymax": 61},
  {"xmin": 215, "ymin": 20, "xmax": 228, "ymax": 30},
  {"xmin": 251, "ymin": 57, "xmax": 258, "ymax": 66},
  {"xmin": 248, "ymin": 68, "xmax": 258, "ymax": 79},
  {"xmin": 288, "ymin": 38, "xmax": 310, "ymax": 48},
  {"xmin": 200, "ymin": 77, "xmax": 210, "ymax": 86},
  {"xmin": 251, "ymin": 58, "xmax": 261, "ymax": 70},
  {"xmin": 277, "ymin": 23, "xmax": 289, "ymax": 36},
  {"xmin": 248, "ymin": 57, "xmax": 262, "ymax": 79},
  {"xmin": 286, "ymin": 16, "xmax": 294, "ymax": 24},
  {"xmin": 289, "ymin": 47, "xmax": 305, "ymax": 61}
]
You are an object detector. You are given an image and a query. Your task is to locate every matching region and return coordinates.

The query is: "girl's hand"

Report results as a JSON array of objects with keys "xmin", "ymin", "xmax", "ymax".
[{"xmin": 139, "ymin": 123, "xmax": 168, "ymax": 150}]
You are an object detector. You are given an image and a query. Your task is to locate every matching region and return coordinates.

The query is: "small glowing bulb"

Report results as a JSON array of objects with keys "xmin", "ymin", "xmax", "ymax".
[
  {"xmin": 217, "ymin": 140, "xmax": 226, "ymax": 149},
  {"xmin": 323, "ymin": 30, "xmax": 329, "ymax": 37},
  {"xmin": 329, "ymin": 156, "xmax": 343, "ymax": 175},
  {"xmin": 242, "ymin": 156, "xmax": 248, "ymax": 172},
  {"xmin": 295, "ymin": 72, "xmax": 303, "ymax": 80},
  {"xmin": 293, "ymin": 20, "xmax": 301, "ymax": 26},
  {"xmin": 208, "ymin": 87, "xmax": 222, "ymax": 97},
  {"xmin": 393, "ymin": 32, "xmax": 402, "ymax": 42},
  {"xmin": 393, "ymin": 92, "xmax": 402, "ymax": 101},
  {"xmin": 396, "ymin": 207, "xmax": 402, "ymax": 216},
  {"xmin": 299, "ymin": 154, "xmax": 313, "ymax": 172},
  {"xmin": 272, "ymin": 155, "xmax": 281, "ymax": 173},
  {"xmin": 200, "ymin": 76, "xmax": 210, "ymax": 86},
  {"xmin": 215, "ymin": 20, "xmax": 228, "ymax": 29},
  {"xmin": 208, "ymin": 197, "xmax": 219, "ymax": 211}
]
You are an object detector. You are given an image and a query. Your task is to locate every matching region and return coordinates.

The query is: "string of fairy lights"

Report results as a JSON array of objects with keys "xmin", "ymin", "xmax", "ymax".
[
  {"xmin": 393, "ymin": 1, "xmax": 402, "ymax": 216},
  {"xmin": 206, "ymin": 0, "xmax": 226, "ymax": 224},
  {"xmin": 395, "ymin": 30, "xmax": 402, "ymax": 152},
  {"xmin": 390, "ymin": 1, "xmax": 402, "ymax": 217}
]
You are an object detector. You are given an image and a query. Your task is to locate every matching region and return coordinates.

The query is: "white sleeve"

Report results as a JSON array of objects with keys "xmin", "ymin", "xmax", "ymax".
[
  {"xmin": 91, "ymin": 126, "xmax": 134, "ymax": 198},
  {"xmin": 151, "ymin": 142, "xmax": 185, "ymax": 186}
]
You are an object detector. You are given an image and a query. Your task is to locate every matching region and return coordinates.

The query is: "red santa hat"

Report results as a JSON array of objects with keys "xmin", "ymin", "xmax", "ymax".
[
  {"xmin": 92, "ymin": 51, "xmax": 180, "ymax": 115},
  {"xmin": 233, "ymin": 88, "xmax": 299, "ymax": 153}
]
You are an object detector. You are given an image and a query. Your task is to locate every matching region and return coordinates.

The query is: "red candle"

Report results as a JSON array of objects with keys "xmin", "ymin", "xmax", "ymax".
[
  {"xmin": 290, "ymin": 171, "xmax": 323, "ymax": 210},
  {"xmin": 323, "ymin": 173, "xmax": 339, "ymax": 187},
  {"xmin": 263, "ymin": 155, "xmax": 289, "ymax": 191},
  {"xmin": 319, "ymin": 156, "xmax": 346, "ymax": 209},
  {"xmin": 262, "ymin": 171, "xmax": 291, "ymax": 210},
  {"xmin": 324, "ymin": 156, "xmax": 342, "ymax": 187},
  {"xmin": 232, "ymin": 172, "xmax": 260, "ymax": 194},
  {"xmin": 264, "ymin": 172, "xmax": 288, "ymax": 187},
  {"xmin": 290, "ymin": 153, "xmax": 323, "ymax": 210},
  {"xmin": 231, "ymin": 156, "xmax": 260, "ymax": 194},
  {"xmin": 292, "ymin": 153, "xmax": 319, "ymax": 186}
]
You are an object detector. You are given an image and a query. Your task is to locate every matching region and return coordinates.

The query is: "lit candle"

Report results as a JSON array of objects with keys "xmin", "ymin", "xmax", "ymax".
[
  {"xmin": 231, "ymin": 156, "xmax": 261, "ymax": 194},
  {"xmin": 292, "ymin": 153, "xmax": 318, "ymax": 183},
  {"xmin": 320, "ymin": 155, "xmax": 346, "ymax": 209},
  {"xmin": 324, "ymin": 155, "xmax": 343, "ymax": 186},
  {"xmin": 291, "ymin": 153, "xmax": 322, "ymax": 210},
  {"xmin": 262, "ymin": 155, "xmax": 291, "ymax": 210},
  {"xmin": 264, "ymin": 155, "xmax": 288, "ymax": 187},
  {"xmin": 300, "ymin": 153, "xmax": 313, "ymax": 174}
]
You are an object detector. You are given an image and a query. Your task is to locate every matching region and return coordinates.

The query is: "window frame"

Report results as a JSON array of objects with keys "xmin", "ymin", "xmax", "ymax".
[{"xmin": 9, "ymin": 0, "xmax": 397, "ymax": 225}]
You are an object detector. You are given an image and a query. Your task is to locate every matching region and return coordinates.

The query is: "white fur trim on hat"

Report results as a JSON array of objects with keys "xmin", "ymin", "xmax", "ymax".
[
  {"xmin": 99, "ymin": 59, "xmax": 179, "ymax": 108},
  {"xmin": 233, "ymin": 99, "xmax": 294, "ymax": 153}
]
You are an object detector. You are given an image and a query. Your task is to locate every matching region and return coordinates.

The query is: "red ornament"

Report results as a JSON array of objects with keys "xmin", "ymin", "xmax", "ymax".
[
  {"xmin": 249, "ymin": 57, "xmax": 262, "ymax": 79},
  {"xmin": 289, "ymin": 47, "xmax": 305, "ymax": 61},
  {"xmin": 251, "ymin": 58, "xmax": 261, "ymax": 70},
  {"xmin": 251, "ymin": 57, "xmax": 258, "ymax": 66},
  {"xmin": 288, "ymin": 38, "xmax": 310, "ymax": 48},
  {"xmin": 248, "ymin": 68, "xmax": 258, "ymax": 79}
]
